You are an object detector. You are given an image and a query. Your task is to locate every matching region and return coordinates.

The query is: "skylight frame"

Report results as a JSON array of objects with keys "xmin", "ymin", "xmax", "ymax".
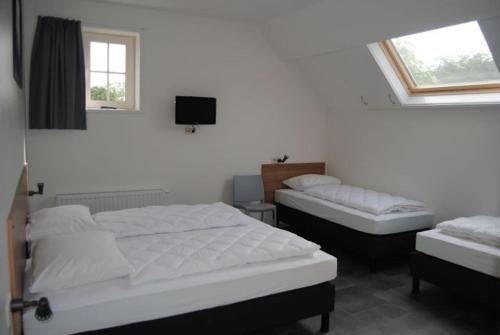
[{"xmin": 379, "ymin": 39, "xmax": 500, "ymax": 96}]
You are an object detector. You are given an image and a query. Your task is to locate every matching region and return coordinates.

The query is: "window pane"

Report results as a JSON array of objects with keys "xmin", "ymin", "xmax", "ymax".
[
  {"xmin": 90, "ymin": 72, "xmax": 108, "ymax": 101},
  {"xmin": 109, "ymin": 43, "xmax": 126, "ymax": 73},
  {"xmin": 391, "ymin": 21, "xmax": 500, "ymax": 87},
  {"xmin": 109, "ymin": 73, "xmax": 126, "ymax": 102},
  {"xmin": 90, "ymin": 42, "xmax": 108, "ymax": 72}
]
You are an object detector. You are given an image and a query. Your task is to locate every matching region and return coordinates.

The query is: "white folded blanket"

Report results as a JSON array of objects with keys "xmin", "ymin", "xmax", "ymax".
[
  {"xmin": 304, "ymin": 184, "xmax": 426, "ymax": 215},
  {"xmin": 117, "ymin": 221, "xmax": 320, "ymax": 285},
  {"xmin": 93, "ymin": 202, "xmax": 253, "ymax": 237},
  {"xmin": 436, "ymin": 216, "xmax": 500, "ymax": 247}
]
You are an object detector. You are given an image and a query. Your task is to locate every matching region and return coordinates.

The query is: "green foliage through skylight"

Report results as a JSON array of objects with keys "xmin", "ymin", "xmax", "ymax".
[{"xmin": 391, "ymin": 21, "xmax": 500, "ymax": 87}]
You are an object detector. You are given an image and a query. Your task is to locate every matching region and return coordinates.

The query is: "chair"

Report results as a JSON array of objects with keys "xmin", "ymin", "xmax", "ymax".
[{"xmin": 233, "ymin": 175, "xmax": 277, "ymax": 226}]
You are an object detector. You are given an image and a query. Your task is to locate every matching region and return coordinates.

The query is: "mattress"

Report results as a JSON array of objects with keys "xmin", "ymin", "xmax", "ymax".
[
  {"xmin": 416, "ymin": 229, "xmax": 500, "ymax": 279},
  {"xmin": 23, "ymin": 250, "xmax": 337, "ymax": 335},
  {"xmin": 275, "ymin": 189, "xmax": 433, "ymax": 235}
]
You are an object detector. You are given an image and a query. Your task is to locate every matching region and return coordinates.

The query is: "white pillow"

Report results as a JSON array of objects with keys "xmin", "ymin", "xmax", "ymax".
[
  {"xmin": 283, "ymin": 174, "xmax": 341, "ymax": 191},
  {"xmin": 28, "ymin": 205, "xmax": 96, "ymax": 240},
  {"xmin": 30, "ymin": 231, "xmax": 129, "ymax": 293}
]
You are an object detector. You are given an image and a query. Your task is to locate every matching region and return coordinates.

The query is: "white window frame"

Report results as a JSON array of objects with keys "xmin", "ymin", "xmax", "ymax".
[
  {"xmin": 368, "ymin": 42, "xmax": 500, "ymax": 107},
  {"xmin": 83, "ymin": 28, "xmax": 140, "ymax": 111}
]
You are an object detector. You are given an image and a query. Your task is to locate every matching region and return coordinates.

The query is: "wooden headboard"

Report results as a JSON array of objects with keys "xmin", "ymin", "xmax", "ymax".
[
  {"xmin": 261, "ymin": 162, "xmax": 326, "ymax": 203},
  {"xmin": 6, "ymin": 165, "xmax": 28, "ymax": 335}
]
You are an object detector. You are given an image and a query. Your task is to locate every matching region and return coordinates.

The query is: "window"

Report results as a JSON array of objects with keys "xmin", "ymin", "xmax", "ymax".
[
  {"xmin": 379, "ymin": 21, "xmax": 500, "ymax": 96},
  {"xmin": 83, "ymin": 30, "xmax": 138, "ymax": 110}
]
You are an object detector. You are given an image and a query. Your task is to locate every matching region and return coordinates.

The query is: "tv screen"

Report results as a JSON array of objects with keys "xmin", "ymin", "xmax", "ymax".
[{"xmin": 175, "ymin": 96, "xmax": 216, "ymax": 125}]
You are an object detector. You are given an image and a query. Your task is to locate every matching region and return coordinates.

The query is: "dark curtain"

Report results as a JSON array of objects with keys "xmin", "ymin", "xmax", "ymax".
[
  {"xmin": 29, "ymin": 16, "xmax": 86, "ymax": 129},
  {"xmin": 12, "ymin": 0, "xmax": 23, "ymax": 88}
]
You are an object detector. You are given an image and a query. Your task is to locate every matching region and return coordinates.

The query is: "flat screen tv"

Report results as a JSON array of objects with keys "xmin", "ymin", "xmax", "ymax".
[{"xmin": 175, "ymin": 96, "xmax": 216, "ymax": 125}]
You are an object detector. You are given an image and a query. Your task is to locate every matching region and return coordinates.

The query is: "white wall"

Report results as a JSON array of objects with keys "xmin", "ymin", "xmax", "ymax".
[
  {"xmin": 298, "ymin": 46, "xmax": 500, "ymax": 222},
  {"xmin": 20, "ymin": 0, "xmax": 500, "ymax": 226},
  {"xmin": 264, "ymin": 0, "xmax": 500, "ymax": 223},
  {"xmin": 25, "ymin": 0, "xmax": 327, "ymax": 211},
  {"xmin": 0, "ymin": 0, "xmax": 27, "ymax": 333}
]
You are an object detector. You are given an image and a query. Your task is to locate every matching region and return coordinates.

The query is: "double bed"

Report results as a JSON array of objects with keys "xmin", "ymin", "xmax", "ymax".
[
  {"xmin": 7, "ymin": 166, "xmax": 337, "ymax": 335},
  {"xmin": 262, "ymin": 163, "xmax": 434, "ymax": 271},
  {"xmin": 24, "ymin": 249, "xmax": 336, "ymax": 335}
]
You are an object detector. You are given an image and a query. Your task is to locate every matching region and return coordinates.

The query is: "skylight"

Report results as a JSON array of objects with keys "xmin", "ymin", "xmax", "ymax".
[{"xmin": 380, "ymin": 21, "xmax": 500, "ymax": 95}]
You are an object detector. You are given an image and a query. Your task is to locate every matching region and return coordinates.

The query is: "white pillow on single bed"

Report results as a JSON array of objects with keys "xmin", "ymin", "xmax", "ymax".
[
  {"xmin": 28, "ymin": 205, "xmax": 96, "ymax": 240},
  {"xmin": 283, "ymin": 174, "xmax": 341, "ymax": 191},
  {"xmin": 30, "ymin": 231, "xmax": 130, "ymax": 293}
]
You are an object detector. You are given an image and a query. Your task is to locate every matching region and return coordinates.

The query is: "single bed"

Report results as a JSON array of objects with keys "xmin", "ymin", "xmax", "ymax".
[
  {"xmin": 411, "ymin": 229, "xmax": 500, "ymax": 331},
  {"xmin": 7, "ymin": 167, "xmax": 337, "ymax": 335},
  {"xmin": 275, "ymin": 189, "xmax": 432, "ymax": 235},
  {"xmin": 262, "ymin": 163, "xmax": 433, "ymax": 271},
  {"xmin": 415, "ymin": 229, "xmax": 500, "ymax": 278}
]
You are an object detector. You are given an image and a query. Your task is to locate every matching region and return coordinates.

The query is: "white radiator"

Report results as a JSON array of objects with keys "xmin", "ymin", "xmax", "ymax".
[{"xmin": 55, "ymin": 189, "xmax": 169, "ymax": 214}]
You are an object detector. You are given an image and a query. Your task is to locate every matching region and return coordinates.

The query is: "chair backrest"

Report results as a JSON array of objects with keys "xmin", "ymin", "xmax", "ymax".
[{"xmin": 233, "ymin": 175, "xmax": 265, "ymax": 204}]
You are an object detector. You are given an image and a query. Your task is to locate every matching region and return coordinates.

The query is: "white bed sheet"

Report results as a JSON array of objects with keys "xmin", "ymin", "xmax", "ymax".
[
  {"xmin": 416, "ymin": 229, "xmax": 500, "ymax": 278},
  {"xmin": 23, "ymin": 250, "xmax": 337, "ymax": 335},
  {"xmin": 275, "ymin": 189, "xmax": 433, "ymax": 235}
]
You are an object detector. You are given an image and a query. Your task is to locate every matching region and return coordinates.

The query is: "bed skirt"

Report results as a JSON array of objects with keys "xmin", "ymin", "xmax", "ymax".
[
  {"xmin": 76, "ymin": 281, "xmax": 335, "ymax": 335},
  {"xmin": 411, "ymin": 252, "xmax": 499, "ymax": 332},
  {"xmin": 277, "ymin": 203, "xmax": 425, "ymax": 271}
]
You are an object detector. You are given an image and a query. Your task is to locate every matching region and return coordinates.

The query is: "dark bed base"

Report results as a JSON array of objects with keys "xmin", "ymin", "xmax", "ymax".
[
  {"xmin": 76, "ymin": 281, "xmax": 335, "ymax": 335},
  {"xmin": 277, "ymin": 204, "xmax": 425, "ymax": 272},
  {"xmin": 411, "ymin": 252, "xmax": 500, "ymax": 332}
]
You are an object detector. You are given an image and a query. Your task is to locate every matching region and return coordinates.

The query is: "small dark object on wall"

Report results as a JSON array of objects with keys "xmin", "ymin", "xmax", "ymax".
[
  {"xmin": 34, "ymin": 298, "xmax": 52, "ymax": 321},
  {"xmin": 277, "ymin": 155, "xmax": 289, "ymax": 164},
  {"xmin": 12, "ymin": 0, "xmax": 23, "ymax": 88},
  {"xmin": 11, "ymin": 297, "xmax": 53, "ymax": 322},
  {"xmin": 28, "ymin": 182, "xmax": 44, "ymax": 196},
  {"xmin": 175, "ymin": 96, "xmax": 216, "ymax": 125}
]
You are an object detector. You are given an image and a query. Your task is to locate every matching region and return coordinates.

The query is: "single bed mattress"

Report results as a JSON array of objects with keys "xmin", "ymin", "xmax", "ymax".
[
  {"xmin": 23, "ymin": 250, "xmax": 337, "ymax": 335},
  {"xmin": 416, "ymin": 229, "xmax": 500, "ymax": 279},
  {"xmin": 275, "ymin": 189, "xmax": 433, "ymax": 235}
]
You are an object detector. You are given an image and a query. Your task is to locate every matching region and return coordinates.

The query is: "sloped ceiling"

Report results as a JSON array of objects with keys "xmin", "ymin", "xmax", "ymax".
[
  {"xmin": 88, "ymin": 0, "xmax": 323, "ymax": 22},
  {"xmin": 296, "ymin": 46, "xmax": 391, "ymax": 109},
  {"xmin": 266, "ymin": 0, "xmax": 500, "ymax": 60},
  {"xmin": 481, "ymin": 17, "xmax": 500, "ymax": 69},
  {"xmin": 263, "ymin": 0, "xmax": 500, "ymax": 110}
]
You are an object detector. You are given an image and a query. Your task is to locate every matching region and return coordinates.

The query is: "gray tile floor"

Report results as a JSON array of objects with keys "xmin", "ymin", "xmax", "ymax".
[{"xmin": 253, "ymin": 248, "xmax": 495, "ymax": 335}]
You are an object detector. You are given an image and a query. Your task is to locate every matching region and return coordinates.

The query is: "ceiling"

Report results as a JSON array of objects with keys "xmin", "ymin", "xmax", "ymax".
[
  {"xmin": 266, "ymin": 0, "xmax": 500, "ymax": 60},
  {"xmin": 90, "ymin": 0, "xmax": 323, "ymax": 22}
]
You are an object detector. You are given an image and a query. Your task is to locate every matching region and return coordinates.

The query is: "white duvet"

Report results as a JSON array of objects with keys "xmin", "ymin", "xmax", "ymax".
[
  {"xmin": 92, "ymin": 202, "xmax": 254, "ymax": 237},
  {"xmin": 437, "ymin": 216, "xmax": 500, "ymax": 247},
  {"xmin": 118, "ymin": 221, "xmax": 320, "ymax": 285},
  {"xmin": 90, "ymin": 202, "xmax": 321, "ymax": 285},
  {"xmin": 304, "ymin": 184, "xmax": 425, "ymax": 215}
]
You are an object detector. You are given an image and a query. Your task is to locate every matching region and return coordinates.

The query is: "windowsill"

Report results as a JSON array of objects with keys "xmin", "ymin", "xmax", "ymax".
[
  {"xmin": 366, "ymin": 102, "xmax": 500, "ymax": 110},
  {"xmin": 399, "ymin": 93, "xmax": 500, "ymax": 107},
  {"xmin": 86, "ymin": 108, "xmax": 143, "ymax": 114}
]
